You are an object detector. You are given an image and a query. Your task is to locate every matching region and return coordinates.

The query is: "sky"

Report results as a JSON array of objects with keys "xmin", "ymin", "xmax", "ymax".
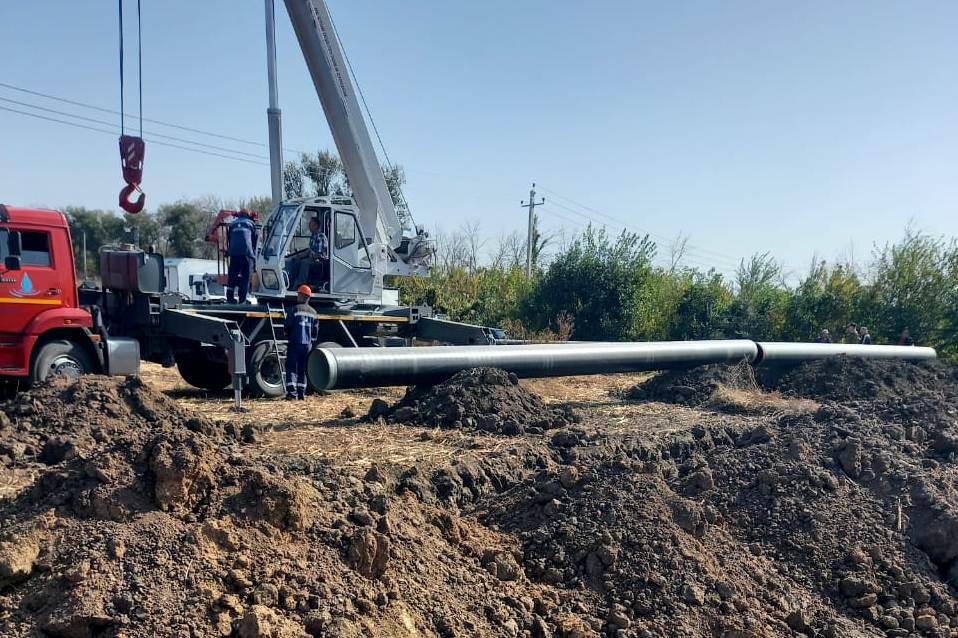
[{"xmin": 1, "ymin": 1, "xmax": 956, "ymax": 278}]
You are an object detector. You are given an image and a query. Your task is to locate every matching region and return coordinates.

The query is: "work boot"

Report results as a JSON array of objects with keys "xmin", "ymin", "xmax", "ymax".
[
  {"xmin": 297, "ymin": 393, "xmax": 306, "ymax": 401},
  {"xmin": 285, "ymin": 393, "xmax": 296, "ymax": 401}
]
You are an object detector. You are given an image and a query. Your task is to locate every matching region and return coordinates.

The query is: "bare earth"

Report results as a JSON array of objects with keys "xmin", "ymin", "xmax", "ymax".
[{"xmin": 1, "ymin": 358, "xmax": 956, "ymax": 638}]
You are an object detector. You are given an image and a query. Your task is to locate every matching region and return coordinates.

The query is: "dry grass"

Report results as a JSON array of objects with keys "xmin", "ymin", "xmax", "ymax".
[
  {"xmin": 522, "ymin": 373, "xmax": 650, "ymax": 405},
  {"xmin": 248, "ymin": 420, "xmax": 515, "ymax": 472},
  {"xmin": 707, "ymin": 385, "xmax": 819, "ymax": 416}
]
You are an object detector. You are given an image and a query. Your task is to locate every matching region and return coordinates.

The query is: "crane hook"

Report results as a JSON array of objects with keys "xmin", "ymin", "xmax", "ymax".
[
  {"xmin": 118, "ymin": 134, "xmax": 145, "ymax": 214},
  {"xmin": 119, "ymin": 183, "xmax": 145, "ymax": 214}
]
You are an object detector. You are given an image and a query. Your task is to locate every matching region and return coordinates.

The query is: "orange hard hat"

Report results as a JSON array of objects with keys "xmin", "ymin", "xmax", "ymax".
[{"xmin": 297, "ymin": 284, "xmax": 312, "ymax": 296}]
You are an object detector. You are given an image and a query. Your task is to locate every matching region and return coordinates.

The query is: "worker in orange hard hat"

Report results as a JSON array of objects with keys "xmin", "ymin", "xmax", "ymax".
[{"xmin": 283, "ymin": 284, "xmax": 318, "ymax": 400}]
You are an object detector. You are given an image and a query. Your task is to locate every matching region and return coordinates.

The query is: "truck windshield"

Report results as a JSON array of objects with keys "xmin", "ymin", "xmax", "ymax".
[{"xmin": 262, "ymin": 204, "xmax": 300, "ymax": 258}]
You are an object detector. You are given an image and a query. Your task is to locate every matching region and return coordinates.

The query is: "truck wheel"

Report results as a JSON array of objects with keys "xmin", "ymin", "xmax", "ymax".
[
  {"xmin": 32, "ymin": 340, "xmax": 95, "ymax": 385},
  {"xmin": 176, "ymin": 350, "xmax": 231, "ymax": 391},
  {"xmin": 248, "ymin": 341, "xmax": 286, "ymax": 398}
]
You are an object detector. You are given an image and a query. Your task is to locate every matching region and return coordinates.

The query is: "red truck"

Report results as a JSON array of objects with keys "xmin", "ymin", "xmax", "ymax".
[
  {"xmin": 0, "ymin": 205, "xmax": 132, "ymax": 386},
  {"xmin": 0, "ymin": 204, "xmax": 495, "ymax": 394}
]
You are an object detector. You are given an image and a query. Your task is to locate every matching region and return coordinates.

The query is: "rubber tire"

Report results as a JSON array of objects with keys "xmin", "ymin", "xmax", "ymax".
[
  {"xmin": 176, "ymin": 349, "xmax": 231, "ymax": 391},
  {"xmin": 32, "ymin": 339, "xmax": 96, "ymax": 386},
  {"xmin": 248, "ymin": 341, "xmax": 287, "ymax": 398}
]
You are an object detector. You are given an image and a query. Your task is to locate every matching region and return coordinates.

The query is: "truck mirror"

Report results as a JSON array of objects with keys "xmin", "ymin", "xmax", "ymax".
[
  {"xmin": 7, "ymin": 231, "xmax": 22, "ymax": 256},
  {"xmin": 4, "ymin": 256, "xmax": 21, "ymax": 271}
]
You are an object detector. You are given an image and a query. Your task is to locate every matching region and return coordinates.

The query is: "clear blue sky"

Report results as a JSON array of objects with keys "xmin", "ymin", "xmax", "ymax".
[{"xmin": 1, "ymin": 1, "xmax": 956, "ymax": 276}]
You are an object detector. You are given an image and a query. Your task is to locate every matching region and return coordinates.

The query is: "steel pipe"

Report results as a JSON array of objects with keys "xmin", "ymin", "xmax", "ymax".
[
  {"xmin": 756, "ymin": 342, "xmax": 937, "ymax": 364},
  {"xmin": 308, "ymin": 340, "xmax": 760, "ymax": 390}
]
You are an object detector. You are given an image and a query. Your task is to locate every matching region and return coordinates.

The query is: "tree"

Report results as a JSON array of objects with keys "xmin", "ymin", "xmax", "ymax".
[
  {"xmin": 157, "ymin": 200, "xmax": 211, "ymax": 258},
  {"xmin": 725, "ymin": 253, "xmax": 789, "ymax": 339},
  {"xmin": 63, "ymin": 207, "xmax": 160, "ymax": 276},
  {"xmin": 283, "ymin": 161, "xmax": 304, "ymax": 198},
  {"xmin": 522, "ymin": 225, "xmax": 657, "ymax": 341}
]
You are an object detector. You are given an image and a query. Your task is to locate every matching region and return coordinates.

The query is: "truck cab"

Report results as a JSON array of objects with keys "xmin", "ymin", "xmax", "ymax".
[{"xmin": 0, "ymin": 205, "xmax": 101, "ymax": 384}]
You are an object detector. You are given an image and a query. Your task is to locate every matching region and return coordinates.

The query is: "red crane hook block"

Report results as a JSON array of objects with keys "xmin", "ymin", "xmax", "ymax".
[{"xmin": 118, "ymin": 135, "xmax": 145, "ymax": 213}]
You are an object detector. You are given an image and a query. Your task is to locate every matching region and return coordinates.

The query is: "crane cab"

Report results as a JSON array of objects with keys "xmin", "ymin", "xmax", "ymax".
[{"xmin": 254, "ymin": 197, "xmax": 382, "ymax": 302}]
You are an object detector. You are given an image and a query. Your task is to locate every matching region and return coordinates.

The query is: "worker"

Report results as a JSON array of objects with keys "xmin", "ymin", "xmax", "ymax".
[
  {"xmin": 284, "ymin": 284, "xmax": 318, "ymax": 400},
  {"xmin": 816, "ymin": 329, "xmax": 832, "ymax": 344},
  {"xmin": 296, "ymin": 216, "xmax": 329, "ymax": 292},
  {"xmin": 226, "ymin": 209, "xmax": 257, "ymax": 304},
  {"xmin": 845, "ymin": 323, "xmax": 859, "ymax": 344},
  {"xmin": 899, "ymin": 327, "xmax": 915, "ymax": 346},
  {"xmin": 859, "ymin": 326, "xmax": 872, "ymax": 345}
]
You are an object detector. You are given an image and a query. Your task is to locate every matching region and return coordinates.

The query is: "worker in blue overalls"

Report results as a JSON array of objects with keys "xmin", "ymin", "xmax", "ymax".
[
  {"xmin": 284, "ymin": 284, "xmax": 318, "ymax": 400},
  {"xmin": 226, "ymin": 209, "xmax": 257, "ymax": 304}
]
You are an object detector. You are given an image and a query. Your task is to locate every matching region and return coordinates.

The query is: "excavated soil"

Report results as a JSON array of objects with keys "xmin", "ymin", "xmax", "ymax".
[
  {"xmin": 1, "ymin": 357, "xmax": 957, "ymax": 638},
  {"xmin": 769, "ymin": 357, "xmax": 958, "ymax": 403},
  {"xmin": 370, "ymin": 368, "xmax": 580, "ymax": 436},
  {"xmin": 626, "ymin": 357, "xmax": 955, "ymax": 407},
  {"xmin": 621, "ymin": 360, "xmax": 759, "ymax": 407}
]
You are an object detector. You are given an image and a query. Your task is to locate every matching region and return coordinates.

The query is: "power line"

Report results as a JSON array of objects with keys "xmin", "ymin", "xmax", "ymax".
[
  {"xmin": 0, "ymin": 96, "xmax": 269, "ymax": 160},
  {"xmin": 539, "ymin": 184, "xmax": 744, "ymax": 266},
  {"xmin": 0, "ymin": 105, "xmax": 268, "ymax": 166},
  {"xmin": 540, "ymin": 202, "xmax": 737, "ymax": 272},
  {"xmin": 0, "ymin": 81, "xmax": 309, "ymax": 156}
]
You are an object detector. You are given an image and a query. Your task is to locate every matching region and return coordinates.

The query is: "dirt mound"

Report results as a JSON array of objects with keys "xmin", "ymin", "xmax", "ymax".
[
  {"xmin": 371, "ymin": 368, "xmax": 579, "ymax": 435},
  {"xmin": 770, "ymin": 356, "xmax": 955, "ymax": 402},
  {"xmin": 0, "ymin": 377, "xmax": 578, "ymax": 637},
  {"xmin": 483, "ymin": 378, "xmax": 958, "ymax": 637},
  {"xmin": 623, "ymin": 359, "xmax": 758, "ymax": 406}
]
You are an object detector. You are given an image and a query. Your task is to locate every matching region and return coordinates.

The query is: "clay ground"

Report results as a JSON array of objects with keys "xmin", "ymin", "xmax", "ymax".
[{"xmin": 2, "ymin": 357, "xmax": 957, "ymax": 638}]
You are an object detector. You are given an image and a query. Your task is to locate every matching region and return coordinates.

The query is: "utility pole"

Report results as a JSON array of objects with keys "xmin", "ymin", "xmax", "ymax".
[
  {"xmin": 520, "ymin": 182, "xmax": 545, "ymax": 277},
  {"xmin": 264, "ymin": 0, "xmax": 285, "ymax": 206}
]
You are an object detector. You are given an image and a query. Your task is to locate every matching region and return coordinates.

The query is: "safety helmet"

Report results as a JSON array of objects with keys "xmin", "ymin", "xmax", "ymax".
[{"xmin": 297, "ymin": 284, "xmax": 312, "ymax": 297}]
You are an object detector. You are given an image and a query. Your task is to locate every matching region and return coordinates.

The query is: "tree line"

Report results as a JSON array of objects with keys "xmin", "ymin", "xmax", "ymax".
[{"xmin": 396, "ymin": 224, "xmax": 958, "ymax": 362}]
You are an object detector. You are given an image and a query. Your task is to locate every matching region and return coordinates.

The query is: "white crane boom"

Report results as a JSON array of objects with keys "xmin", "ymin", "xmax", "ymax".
[{"xmin": 283, "ymin": 0, "xmax": 402, "ymax": 250}]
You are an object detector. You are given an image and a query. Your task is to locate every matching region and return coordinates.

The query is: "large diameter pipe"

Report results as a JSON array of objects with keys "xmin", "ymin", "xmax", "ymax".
[
  {"xmin": 756, "ymin": 342, "xmax": 937, "ymax": 364},
  {"xmin": 308, "ymin": 340, "xmax": 759, "ymax": 390}
]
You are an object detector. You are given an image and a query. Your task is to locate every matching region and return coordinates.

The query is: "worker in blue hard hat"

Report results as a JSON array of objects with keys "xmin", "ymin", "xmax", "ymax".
[
  {"xmin": 284, "ymin": 284, "xmax": 318, "ymax": 400},
  {"xmin": 226, "ymin": 209, "xmax": 257, "ymax": 304}
]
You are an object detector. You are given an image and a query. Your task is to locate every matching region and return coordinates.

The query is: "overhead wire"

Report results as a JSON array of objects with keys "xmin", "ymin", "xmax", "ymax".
[
  {"xmin": 0, "ymin": 81, "xmax": 309, "ymax": 156},
  {"xmin": 539, "ymin": 184, "xmax": 744, "ymax": 267},
  {"xmin": 539, "ymin": 200, "xmax": 738, "ymax": 272},
  {"xmin": 0, "ymin": 105, "xmax": 268, "ymax": 166},
  {"xmin": 0, "ymin": 96, "xmax": 269, "ymax": 159}
]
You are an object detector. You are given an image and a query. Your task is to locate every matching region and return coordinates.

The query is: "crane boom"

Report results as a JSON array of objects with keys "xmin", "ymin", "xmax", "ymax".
[{"xmin": 283, "ymin": 0, "xmax": 402, "ymax": 250}]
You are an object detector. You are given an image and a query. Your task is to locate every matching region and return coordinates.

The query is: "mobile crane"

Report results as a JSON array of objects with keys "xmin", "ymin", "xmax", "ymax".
[{"xmin": 0, "ymin": 0, "xmax": 498, "ymax": 397}]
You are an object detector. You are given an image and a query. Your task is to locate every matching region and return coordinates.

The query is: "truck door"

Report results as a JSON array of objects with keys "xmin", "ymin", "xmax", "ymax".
[
  {"xmin": 330, "ymin": 211, "xmax": 374, "ymax": 296},
  {"xmin": 0, "ymin": 227, "xmax": 63, "ymax": 336}
]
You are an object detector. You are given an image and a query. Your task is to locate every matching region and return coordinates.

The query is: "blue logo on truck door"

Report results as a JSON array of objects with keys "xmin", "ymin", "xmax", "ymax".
[{"xmin": 10, "ymin": 273, "xmax": 40, "ymax": 297}]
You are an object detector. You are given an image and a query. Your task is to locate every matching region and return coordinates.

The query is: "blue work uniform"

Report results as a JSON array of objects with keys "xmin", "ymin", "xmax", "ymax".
[
  {"xmin": 297, "ymin": 230, "xmax": 329, "ymax": 289},
  {"xmin": 284, "ymin": 302, "xmax": 318, "ymax": 398},
  {"xmin": 227, "ymin": 216, "xmax": 257, "ymax": 303}
]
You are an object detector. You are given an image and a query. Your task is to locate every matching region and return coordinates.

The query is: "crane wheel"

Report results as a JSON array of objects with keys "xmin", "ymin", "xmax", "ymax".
[{"xmin": 248, "ymin": 341, "xmax": 286, "ymax": 398}]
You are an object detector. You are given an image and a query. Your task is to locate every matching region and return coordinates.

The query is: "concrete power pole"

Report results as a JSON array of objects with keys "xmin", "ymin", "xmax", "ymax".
[{"xmin": 521, "ymin": 182, "xmax": 545, "ymax": 277}]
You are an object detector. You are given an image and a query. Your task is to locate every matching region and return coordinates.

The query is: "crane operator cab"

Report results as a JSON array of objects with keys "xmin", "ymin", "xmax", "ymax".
[{"xmin": 255, "ymin": 197, "xmax": 378, "ymax": 302}]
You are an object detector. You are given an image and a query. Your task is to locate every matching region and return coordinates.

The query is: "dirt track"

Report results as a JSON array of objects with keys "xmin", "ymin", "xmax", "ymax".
[{"xmin": 1, "ymin": 358, "xmax": 957, "ymax": 637}]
